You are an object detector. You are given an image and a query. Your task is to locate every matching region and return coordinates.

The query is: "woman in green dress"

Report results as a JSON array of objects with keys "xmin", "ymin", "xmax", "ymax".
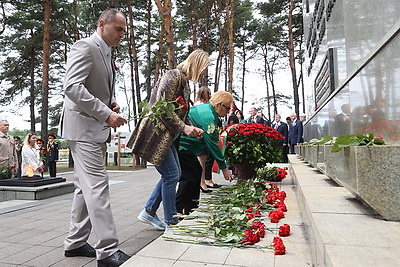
[{"xmin": 176, "ymin": 91, "xmax": 234, "ymax": 215}]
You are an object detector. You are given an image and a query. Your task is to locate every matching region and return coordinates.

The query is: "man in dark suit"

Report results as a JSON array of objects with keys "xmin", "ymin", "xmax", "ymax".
[
  {"xmin": 272, "ymin": 114, "xmax": 289, "ymax": 163},
  {"xmin": 288, "ymin": 112, "xmax": 303, "ymax": 154},
  {"xmin": 58, "ymin": 8, "xmax": 129, "ymax": 266},
  {"xmin": 335, "ymin": 104, "xmax": 351, "ymax": 136},
  {"xmin": 46, "ymin": 134, "xmax": 59, "ymax": 177},
  {"xmin": 247, "ymin": 107, "xmax": 265, "ymax": 124},
  {"xmin": 257, "ymin": 111, "xmax": 271, "ymax": 126}
]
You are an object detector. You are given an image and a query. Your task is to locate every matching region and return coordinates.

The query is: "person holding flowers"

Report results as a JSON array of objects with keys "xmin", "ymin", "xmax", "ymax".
[
  {"xmin": 127, "ymin": 49, "xmax": 208, "ymax": 229},
  {"xmin": 21, "ymin": 132, "xmax": 44, "ymax": 177},
  {"xmin": 176, "ymin": 91, "xmax": 234, "ymax": 215},
  {"xmin": 0, "ymin": 119, "xmax": 18, "ymax": 178}
]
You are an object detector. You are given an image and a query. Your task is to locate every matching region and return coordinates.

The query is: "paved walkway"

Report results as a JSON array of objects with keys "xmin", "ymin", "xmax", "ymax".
[{"xmin": 0, "ymin": 162, "xmax": 312, "ymax": 267}]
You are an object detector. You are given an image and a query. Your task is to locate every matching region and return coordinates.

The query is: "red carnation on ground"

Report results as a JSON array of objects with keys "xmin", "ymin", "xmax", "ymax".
[
  {"xmin": 241, "ymin": 229, "xmax": 260, "ymax": 245},
  {"xmin": 252, "ymin": 221, "xmax": 265, "ymax": 238},
  {"xmin": 275, "ymin": 201, "xmax": 287, "ymax": 212},
  {"xmin": 269, "ymin": 210, "xmax": 285, "ymax": 223},
  {"xmin": 273, "ymin": 237, "xmax": 286, "ymax": 255},
  {"xmin": 278, "ymin": 224, "xmax": 291, "ymax": 237},
  {"xmin": 247, "ymin": 213, "xmax": 255, "ymax": 221}
]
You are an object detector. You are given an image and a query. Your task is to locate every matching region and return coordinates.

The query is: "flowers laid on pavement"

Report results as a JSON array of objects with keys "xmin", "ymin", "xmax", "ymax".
[
  {"xmin": 256, "ymin": 166, "xmax": 288, "ymax": 182},
  {"xmin": 278, "ymin": 224, "xmax": 291, "ymax": 237},
  {"xmin": 224, "ymin": 123, "xmax": 284, "ymax": 168},
  {"xmin": 164, "ymin": 168, "xmax": 290, "ymax": 255},
  {"xmin": 273, "ymin": 237, "xmax": 286, "ymax": 255}
]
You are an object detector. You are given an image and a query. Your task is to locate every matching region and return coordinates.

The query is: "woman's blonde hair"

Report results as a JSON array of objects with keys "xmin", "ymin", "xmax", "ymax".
[
  {"xmin": 23, "ymin": 132, "xmax": 37, "ymax": 147},
  {"xmin": 177, "ymin": 49, "xmax": 210, "ymax": 84},
  {"xmin": 195, "ymin": 86, "xmax": 211, "ymax": 103},
  {"xmin": 209, "ymin": 91, "xmax": 234, "ymax": 107}
]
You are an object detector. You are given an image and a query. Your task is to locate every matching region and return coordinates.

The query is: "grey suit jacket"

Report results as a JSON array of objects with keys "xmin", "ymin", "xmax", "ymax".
[{"xmin": 58, "ymin": 34, "xmax": 115, "ymax": 143}]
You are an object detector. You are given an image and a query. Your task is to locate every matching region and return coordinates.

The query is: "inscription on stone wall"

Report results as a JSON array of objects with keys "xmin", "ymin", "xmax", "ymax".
[
  {"xmin": 314, "ymin": 48, "xmax": 335, "ymax": 107},
  {"xmin": 306, "ymin": 0, "xmax": 336, "ymax": 75}
]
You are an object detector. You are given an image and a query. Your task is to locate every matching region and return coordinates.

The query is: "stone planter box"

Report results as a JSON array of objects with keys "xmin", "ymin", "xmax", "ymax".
[
  {"xmin": 344, "ymin": 145, "xmax": 400, "ymax": 221},
  {"xmin": 316, "ymin": 145, "xmax": 325, "ymax": 172},
  {"xmin": 302, "ymin": 145, "xmax": 312, "ymax": 163},
  {"xmin": 308, "ymin": 146, "xmax": 318, "ymax": 168},
  {"xmin": 295, "ymin": 145, "xmax": 304, "ymax": 158},
  {"xmin": 304, "ymin": 144, "xmax": 400, "ymax": 220}
]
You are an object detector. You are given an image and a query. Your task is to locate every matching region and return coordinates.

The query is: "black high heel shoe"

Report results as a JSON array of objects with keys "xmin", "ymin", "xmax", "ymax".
[{"xmin": 201, "ymin": 186, "xmax": 212, "ymax": 193}]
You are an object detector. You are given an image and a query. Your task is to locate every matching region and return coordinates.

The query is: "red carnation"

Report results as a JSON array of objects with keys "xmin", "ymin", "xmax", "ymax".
[
  {"xmin": 276, "ymin": 202, "xmax": 287, "ymax": 212},
  {"xmin": 180, "ymin": 102, "xmax": 188, "ymax": 110},
  {"xmin": 269, "ymin": 210, "xmax": 285, "ymax": 223},
  {"xmin": 252, "ymin": 221, "xmax": 265, "ymax": 238},
  {"xmin": 273, "ymin": 237, "xmax": 286, "ymax": 255},
  {"xmin": 278, "ymin": 224, "xmax": 291, "ymax": 237},
  {"xmin": 247, "ymin": 213, "xmax": 255, "ymax": 221},
  {"xmin": 241, "ymin": 229, "xmax": 260, "ymax": 245}
]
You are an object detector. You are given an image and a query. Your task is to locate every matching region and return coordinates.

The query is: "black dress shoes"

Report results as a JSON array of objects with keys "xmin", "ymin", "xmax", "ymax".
[
  {"xmin": 65, "ymin": 242, "xmax": 96, "ymax": 258},
  {"xmin": 97, "ymin": 250, "xmax": 130, "ymax": 267},
  {"xmin": 206, "ymin": 183, "xmax": 221, "ymax": 188},
  {"xmin": 200, "ymin": 186, "xmax": 212, "ymax": 193}
]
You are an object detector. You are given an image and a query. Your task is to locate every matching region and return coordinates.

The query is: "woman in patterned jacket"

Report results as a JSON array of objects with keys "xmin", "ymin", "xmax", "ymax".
[{"xmin": 127, "ymin": 49, "xmax": 209, "ymax": 229}]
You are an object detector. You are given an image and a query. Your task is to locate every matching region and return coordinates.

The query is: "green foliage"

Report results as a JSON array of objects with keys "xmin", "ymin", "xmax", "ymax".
[
  {"xmin": 331, "ymin": 133, "xmax": 386, "ymax": 152},
  {"xmin": 9, "ymin": 129, "xmax": 30, "ymax": 140},
  {"xmin": 303, "ymin": 135, "xmax": 336, "ymax": 146},
  {"xmin": 134, "ymin": 97, "xmax": 184, "ymax": 133},
  {"xmin": 256, "ymin": 166, "xmax": 278, "ymax": 181}
]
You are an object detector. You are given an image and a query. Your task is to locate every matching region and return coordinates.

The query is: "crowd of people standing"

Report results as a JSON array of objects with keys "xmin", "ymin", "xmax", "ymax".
[{"xmin": 0, "ymin": 119, "xmax": 60, "ymax": 179}]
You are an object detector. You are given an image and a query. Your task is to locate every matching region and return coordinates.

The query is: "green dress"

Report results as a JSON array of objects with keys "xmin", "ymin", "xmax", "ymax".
[{"xmin": 179, "ymin": 103, "xmax": 227, "ymax": 170}]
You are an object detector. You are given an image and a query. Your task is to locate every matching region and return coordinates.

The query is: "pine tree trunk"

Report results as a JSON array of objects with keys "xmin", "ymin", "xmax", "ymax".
[
  {"xmin": 262, "ymin": 45, "xmax": 271, "ymax": 122},
  {"xmin": 190, "ymin": 0, "xmax": 198, "ymax": 49},
  {"xmin": 288, "ymin": 0, "xmax": 299, "ymax": 116},
  {"xmin": 146, "ymin": 0, "xmax": 152, "ymax": 97},
  {"xmin": 41, "ymin": 0, "xmax": 51, "ymax": 141},
  {"xmin": 213, "ymin": 0, "xmax": 224, "ymax": 92},
  {"xmin": 29, "ymin": 37, "xmax": 36, "ymax": 133},
  {"xmin": 154, "ymin": 20, "xmax": 165, "ymax": 85},
  {"xmin": 226, "ymin": 0, "xmax": 234, "ymax": 93},
  {"xmin": 155, "ymin": 0, "xmax": 177, "ymax": 69},
  {"xmin": 127, "ymin": 2, "xmax": 141, "ymax": 126}
]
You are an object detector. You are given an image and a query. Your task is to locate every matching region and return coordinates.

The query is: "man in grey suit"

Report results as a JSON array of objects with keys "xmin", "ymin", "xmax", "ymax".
[{"xmin": 58, "ymin": 8, "xmax": 129, "ymax": 267}]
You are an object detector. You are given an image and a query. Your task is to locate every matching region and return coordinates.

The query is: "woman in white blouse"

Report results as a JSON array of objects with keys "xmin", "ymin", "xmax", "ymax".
[{"xmin": 21, "ymin": 133, "xmax": 43, "ymax": 177}]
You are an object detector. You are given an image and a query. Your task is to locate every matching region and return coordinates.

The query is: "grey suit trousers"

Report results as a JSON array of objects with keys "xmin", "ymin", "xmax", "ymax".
[{"xmin": 64, "ymin": 141, "xmax": 118, "ymax": 260}]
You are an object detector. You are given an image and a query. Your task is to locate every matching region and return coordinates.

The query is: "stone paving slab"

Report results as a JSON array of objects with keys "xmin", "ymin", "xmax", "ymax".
[{"xmin": 0, "ymin": 168, "xmax": 164, "ymax": 266}]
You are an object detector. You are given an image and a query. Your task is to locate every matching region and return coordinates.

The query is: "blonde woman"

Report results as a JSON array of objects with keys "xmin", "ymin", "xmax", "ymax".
[
  {"xmin": 127, "ymin": 49, "xmax": 209, "ymax": 229},
  {"xmin": 21, "ymin": 132, "xmax": 43, "ymax": 177}
]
